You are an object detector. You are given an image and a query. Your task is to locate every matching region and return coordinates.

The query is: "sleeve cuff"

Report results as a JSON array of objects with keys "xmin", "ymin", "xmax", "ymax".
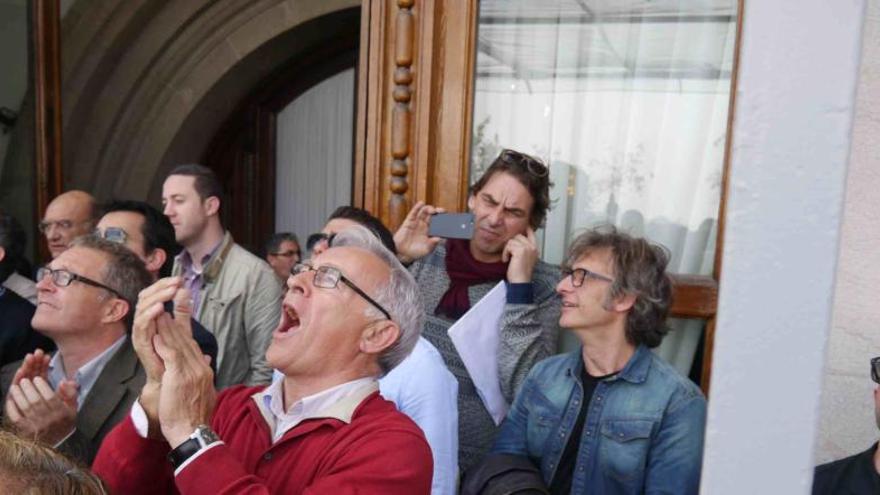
[
  {"xmin": 131, "ymin": 399, "xmax": 150, "ymax": 438},
  {"xmin": 173, "ymin": 441, "xmax": 224, "ymax": 476},
  {"xmin": 505, "ymin": 282, "xmax": 534, "ymax": 304}
]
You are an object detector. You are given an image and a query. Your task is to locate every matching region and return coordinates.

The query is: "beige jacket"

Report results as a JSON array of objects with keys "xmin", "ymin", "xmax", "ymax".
[{"xmin": 173, "ymin": 232, "xmax": 282, "ymax": 388}]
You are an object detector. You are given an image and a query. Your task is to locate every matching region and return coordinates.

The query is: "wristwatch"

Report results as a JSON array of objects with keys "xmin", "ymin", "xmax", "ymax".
[{"xmin": 167, "ymin": 425, "xmax": 220, "ymax": 469}]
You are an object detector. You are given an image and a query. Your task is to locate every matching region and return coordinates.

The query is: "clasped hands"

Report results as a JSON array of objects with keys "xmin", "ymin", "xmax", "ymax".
[{"xmin": 133, "ymin": 277, "xmax": 215, "ymax": 448}]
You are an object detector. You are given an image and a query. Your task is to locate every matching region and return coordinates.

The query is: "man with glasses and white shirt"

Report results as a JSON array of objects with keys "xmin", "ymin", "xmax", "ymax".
[
  {"xmin": 93, "ymin": 226, "xmax": 432, "ymax": 494},
  {"xmin": 0, "ymin": 235, "xmax": 152, "ymax": 465},
  {"xmin": 265, "ymin": 232, "xmax": 301, "ymax": 285}
]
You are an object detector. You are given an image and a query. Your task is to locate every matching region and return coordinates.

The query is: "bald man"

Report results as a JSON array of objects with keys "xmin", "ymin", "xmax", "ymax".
[{"xmin": 39, "ymin": 191, "xmax": 97, "ymax": 259}]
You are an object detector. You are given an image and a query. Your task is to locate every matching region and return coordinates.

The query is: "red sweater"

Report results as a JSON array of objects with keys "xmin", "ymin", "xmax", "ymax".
[{"xmin": 92, "ymin": 385, "xmax": 433, "ymax": 494}]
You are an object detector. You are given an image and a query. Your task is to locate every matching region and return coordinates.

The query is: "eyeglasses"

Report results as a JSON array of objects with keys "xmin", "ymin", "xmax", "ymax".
[
  {"xmin": 95, "ymin": 227, "xmax": 128, "ymax": 244},
  {"xmin": 499, "ymin": 149, "xmax": 549, "ymax": 178},
  {"xmin": 36, "ymin": 266, "xmax": 125, "ymax": 300},
  {"xmin": 270, "ymin": 249, "xmax": 300, "ymax": 258},
  {"xmin": 291, "ymin": 263, "xmax": 391, "ymax": 320},
  {"xmin": 561, "ymin": 267, "xmax": 614, "ymax": 287},
  {"xmin": 871, "ymin": 357, "xmax": 880, "ymax": 384},
  {"xmin": 38, "ymin": 219, "xmax": 86, "ymax": 233},
  {"xmin": 306, "ymin": 233, "xmax": 336, "ymax": 252}
]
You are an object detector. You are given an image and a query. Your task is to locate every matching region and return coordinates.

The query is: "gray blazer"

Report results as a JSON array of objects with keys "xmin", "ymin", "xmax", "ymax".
[{"xmin": 1, "ymin": 339, "xmax": 145, "ymax": 465}]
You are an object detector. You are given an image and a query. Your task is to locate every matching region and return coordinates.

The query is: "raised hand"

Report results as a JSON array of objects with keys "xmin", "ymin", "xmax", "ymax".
[
  {"xmin": 502, "ymin": 227, "xmax": 539, "ymax": 284},
  {"xmin": 393, "ymin": 201, "xmax": 445, "ymax": 263},
  {"xmin": 11, "ymin": 349, "xmax": 52, "ymax": 386},
  {"xmin": 5, "ymin": 376, "xmax": 78, "ymax": 446},
  {"xmin": 153, "ymin": 288, "xmax": 216, "ymax": 448}
]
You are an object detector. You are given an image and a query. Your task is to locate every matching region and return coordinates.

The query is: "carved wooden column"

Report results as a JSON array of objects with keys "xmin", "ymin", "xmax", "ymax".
[
  {"xmin": 356, "ymin": 0, "xmax": 479, "ymax": 230},
  {"xmin": 389, "ymin": 0, "xmax": 415, "ymax": 227}
]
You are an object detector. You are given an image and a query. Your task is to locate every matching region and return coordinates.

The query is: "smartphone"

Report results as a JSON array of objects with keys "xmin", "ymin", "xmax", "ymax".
[{"xmin": 428, "ymin": 213, "xmax": 475, "ymax": 239}]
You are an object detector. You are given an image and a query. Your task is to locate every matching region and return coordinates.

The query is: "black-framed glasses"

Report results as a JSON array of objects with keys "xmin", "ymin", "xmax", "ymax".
[
  {"xmin": 499, "ymin": 149, "xmax": 549, "ymax": 178},
  {"xmin": 306, "ymin": 233, "xmax": 336, "ymax": 252},
  {"xmin": 291, "ymin": 263, "xmax": 391, "ymax": 320},
  {"xmin": 561, "ymin": 267, "xmax": 614, "ymax": 288},
  {"xmin": 871, "ymin": 357, "xmax": 880, "ymax": 384},
  {"xmin": 36, "ymin": 266, "xmax": 125, "ymax": 300},
  {"xmin": 95, "ymin": 227, "xmax": 128, "ymax": 244}
]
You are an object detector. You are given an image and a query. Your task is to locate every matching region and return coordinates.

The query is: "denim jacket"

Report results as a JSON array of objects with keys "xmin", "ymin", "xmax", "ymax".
[{"xmin": 492, "ymin": 345, "xmax": 706, "ymax": 494}]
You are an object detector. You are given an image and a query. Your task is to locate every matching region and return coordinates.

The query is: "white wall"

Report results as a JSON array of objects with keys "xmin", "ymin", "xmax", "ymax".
[
  {"xmin": 815, "ymin": 0, "xmax": 880, "ymax": 464},
  {"xmin": 701, "ymin": 1, "xmax": 866, "ymax": 493}
]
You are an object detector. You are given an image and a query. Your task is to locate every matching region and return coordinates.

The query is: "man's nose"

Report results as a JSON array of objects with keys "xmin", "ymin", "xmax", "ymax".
[{"xmin": 487, "ymin": 206, "xmax": 504, "ymax": 225}]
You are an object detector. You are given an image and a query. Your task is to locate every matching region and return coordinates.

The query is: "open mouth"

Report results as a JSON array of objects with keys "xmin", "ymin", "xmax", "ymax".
[
  {"xmin": 274, "ymin": 305, "xmax": 301, "ymax": 336},
  {"xmin": 561, "ymin": 301, "xmax": 578, "ymax": 308}
]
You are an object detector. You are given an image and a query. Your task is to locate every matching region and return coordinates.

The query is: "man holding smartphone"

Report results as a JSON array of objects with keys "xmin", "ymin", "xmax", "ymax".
[{"xmin": 395, "ymin": 149, "xmax": 561, "ymax": 471}]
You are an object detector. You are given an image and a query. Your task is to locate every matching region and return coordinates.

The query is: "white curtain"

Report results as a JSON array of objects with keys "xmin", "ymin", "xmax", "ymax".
[
  {"xmin": 275, "ymin": 68, "xmax": 355, "ymax": 244},
  {"xmin": 471, "ymin": 1, "xmax": 737, "ymax": 376}
]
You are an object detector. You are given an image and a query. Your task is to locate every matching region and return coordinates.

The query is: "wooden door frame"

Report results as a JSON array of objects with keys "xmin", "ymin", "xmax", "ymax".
[
  {"xmin": 357, "ymin": 0, "xmax": 745, "ymax": 393},
  {"xmin": 204, "ymin": 32, "xmax": 359, "ymax": 253}
]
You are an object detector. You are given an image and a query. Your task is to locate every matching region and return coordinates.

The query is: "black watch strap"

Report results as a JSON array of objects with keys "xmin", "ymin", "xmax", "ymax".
[{"xmin": 167, "ymin": 425, "xmax": 219, "ymax": 470}]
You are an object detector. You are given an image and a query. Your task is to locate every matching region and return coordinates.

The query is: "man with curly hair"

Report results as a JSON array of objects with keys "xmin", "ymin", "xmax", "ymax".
[{"xmin": 489, "ymin": 227, "xmax": 707, "ymax": 494}]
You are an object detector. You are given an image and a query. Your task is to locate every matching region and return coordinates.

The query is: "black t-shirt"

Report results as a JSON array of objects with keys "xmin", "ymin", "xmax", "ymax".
[
  {"xmin": 812, "ymin": 442, "xmax": 880, "ymax": 495},
  {"xmin": 549, "ymin": 366, "xmax": 618, "ymax": 495},
  {"xmin": 0, "ymin": 288, "xmax": 54, "ymax": 368}
]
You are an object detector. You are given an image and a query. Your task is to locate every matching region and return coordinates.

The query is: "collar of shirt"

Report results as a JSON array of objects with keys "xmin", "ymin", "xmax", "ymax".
[
  {"xmin": 254, "ymin": 376, "xmax": 378, "ymax": 443},
  {"xmin": 48, "ymin": 335, "xmax": 127, "ymax": 410},
  {"xmin": 176, "ymin": 236, "xmax": 225, "ymax": 279}
]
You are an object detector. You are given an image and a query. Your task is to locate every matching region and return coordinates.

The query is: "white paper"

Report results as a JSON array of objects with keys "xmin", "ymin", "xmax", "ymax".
[{"xmin": 448, "ymin": 281, "xmax": 509, "ymax": 425}]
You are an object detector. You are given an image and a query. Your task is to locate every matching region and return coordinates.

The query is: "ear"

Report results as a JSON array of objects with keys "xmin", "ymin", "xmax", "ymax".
[
  {"xmin": 144, "ymin": 248, "xmax": 167, "ymax": 274},
  {"xmin": 203, "ymin": 196, "xmax": 220, "ymax": 216},
  {"xmin": 0, "ymin": 246, "xmax": 5, "ymax": 264},
  {"xmin": 611, "ymin": 292, "xmax": 637, "ymax": 313},
  {"xmin": 359, "ymin": 320, "xmax": 401, "ymax": 356},
  {"xmin": 100, "ymin": 297, "xmax": 130, "ymax": 325},
  {"xmin": 467, "ymin": 193, "xmax": 476, "ymax": 212}
]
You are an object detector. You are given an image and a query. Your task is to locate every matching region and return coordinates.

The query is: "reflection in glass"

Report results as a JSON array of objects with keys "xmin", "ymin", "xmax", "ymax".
[{"xmin": 470, "ymin": 0, "xmax": 737, "ymax": 374}]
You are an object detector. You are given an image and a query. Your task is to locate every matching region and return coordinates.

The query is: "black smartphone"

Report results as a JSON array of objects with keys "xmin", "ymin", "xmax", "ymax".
[{"xmin": 428, "ymin": 213, "xmax": 475, "ymax": 239}]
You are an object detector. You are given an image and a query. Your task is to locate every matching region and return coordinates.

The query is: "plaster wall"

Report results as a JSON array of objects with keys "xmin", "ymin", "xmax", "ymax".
[
  {"xmin": 815, "ymin": 0, "xmax": 880, "ymax": 465},
  {"xmin": 701, "ymin": 0, "xmax": 865, "ymax": 493}
]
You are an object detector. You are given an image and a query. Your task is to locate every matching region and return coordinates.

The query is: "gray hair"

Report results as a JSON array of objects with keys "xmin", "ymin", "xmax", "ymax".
[
  {"xmin": 331, "ymin": 225, "xmax": 423, "ymax": 374},
  {"xmin": 565, "ymin": 225, "xmax": 672, "ymax": 348},
  {"xmin": 70, "ymin": 235, "xmax": 153, "ymax": 330}
]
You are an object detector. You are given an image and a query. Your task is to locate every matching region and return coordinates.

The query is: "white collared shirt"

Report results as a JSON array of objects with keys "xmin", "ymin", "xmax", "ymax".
[
  {"xmin": 48, "ymin": 335, "xmax": 127, "ymax": 410},
  {"xmin": 258, "ymin": 376, "xmax": 378, "ymax": 443}
]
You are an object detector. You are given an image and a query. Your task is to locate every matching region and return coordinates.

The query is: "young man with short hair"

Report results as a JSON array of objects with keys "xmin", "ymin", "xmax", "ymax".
[{"xmin": 162, "ymin": 164, "xmax": 281, "ymax": 387}]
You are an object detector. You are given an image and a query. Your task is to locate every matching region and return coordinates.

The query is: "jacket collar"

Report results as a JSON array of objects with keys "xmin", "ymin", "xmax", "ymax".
[
  {"xmin": 175, "ymin": 231, "xmax": 235, "ymax": 284},
  {"xmin": 566, "ymin": 344, "xmax": 652, "ymax": 385}
]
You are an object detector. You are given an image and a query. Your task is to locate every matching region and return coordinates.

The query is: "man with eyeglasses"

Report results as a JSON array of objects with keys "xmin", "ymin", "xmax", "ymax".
[
  {"xmin": 394, "ymin": 149, "xmax": 562, "ymax": 470},
  {"xmin": 812, "ymin": 357, "xmax": 880, "ymax": 494},
  {"xmin": 300, "ymin": 205, "xmax": 459, "ymax": 495},
  {"xmin": 95, "ymin": 200, "xmax": 218, "ymax": 374},
  {"xmin": 264, "ymin": 232, "xmax": 301, "ymax": 284},
  {"xmin": 484, "ymin": 228, "xmax": 706, "ymax": 494},
  {"xmin": 0, "ymin": 235, "xmax": 153, "ymax": 465},
  {"xmin": 162, "ymin": 164, "xmax": 281, "ymax": 388},
  {"xmin": 39, "ymin": 190, "xmax": 97, "ymax": 259},
  {"xmin": 93, "ymin": 226, "xmax": 433, "ymax": 494}
]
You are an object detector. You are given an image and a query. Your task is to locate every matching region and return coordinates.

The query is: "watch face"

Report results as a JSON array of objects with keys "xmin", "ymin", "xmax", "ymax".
[{"xmin": 196, "ymin": 425, "xmax": 220, "ymax": 444}]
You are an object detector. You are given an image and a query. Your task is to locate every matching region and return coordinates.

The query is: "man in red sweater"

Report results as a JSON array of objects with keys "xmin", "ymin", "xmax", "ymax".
[{"xmin": 92, "ymin": 226, "xmax": 433, "ymax": 494}]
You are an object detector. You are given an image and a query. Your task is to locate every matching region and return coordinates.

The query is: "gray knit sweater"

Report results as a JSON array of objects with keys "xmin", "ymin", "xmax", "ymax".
[{"xmin": 409, "ymin": 242, "xmax": 561, "ymax": 471}]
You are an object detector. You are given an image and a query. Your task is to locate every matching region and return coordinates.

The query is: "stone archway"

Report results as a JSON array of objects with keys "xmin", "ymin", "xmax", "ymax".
[{"xmin": 51, "ymin": 0, "xmax": 359, "ymax": 203}]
